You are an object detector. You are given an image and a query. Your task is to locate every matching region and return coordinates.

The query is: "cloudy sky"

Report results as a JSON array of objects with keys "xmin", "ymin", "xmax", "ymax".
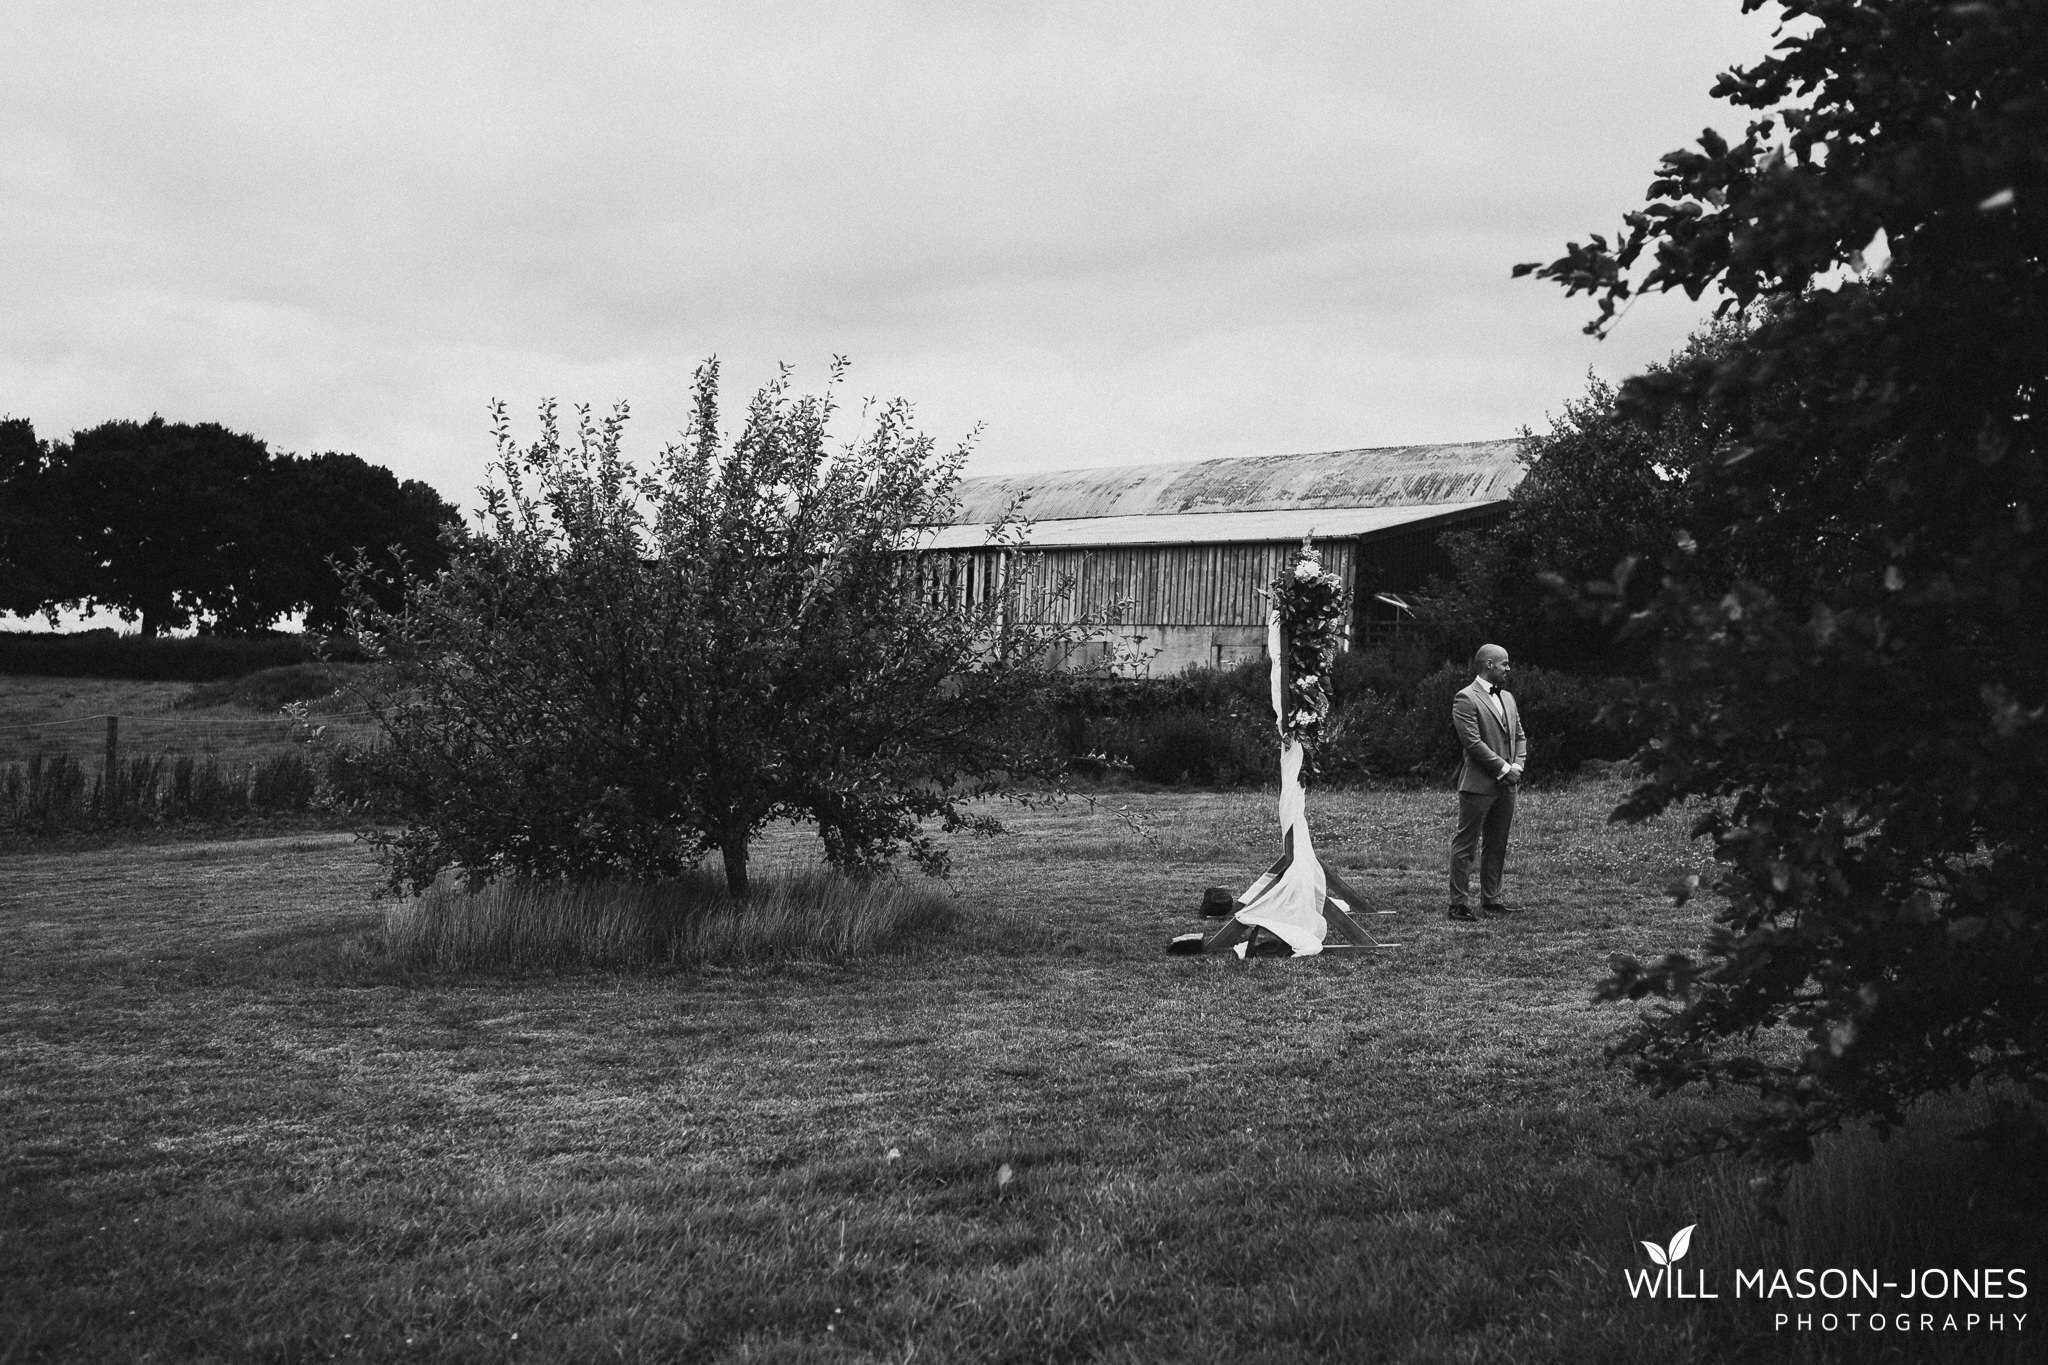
[{"xmin": 5, "ymin": 1, "xmax": 1778, "ymax": 507}]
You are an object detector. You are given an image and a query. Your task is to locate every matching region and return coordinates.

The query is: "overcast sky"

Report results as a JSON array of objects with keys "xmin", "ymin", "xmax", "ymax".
[{"xmin": 4, "ymin": 1, "xmax": 1779, "ymax": 508}]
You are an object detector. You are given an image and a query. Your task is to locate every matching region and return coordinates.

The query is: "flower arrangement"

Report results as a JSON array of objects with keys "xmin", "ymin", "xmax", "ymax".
[{"xmin": 1270, "ymin": 536, "xmax": 1347, "ymax": 745}]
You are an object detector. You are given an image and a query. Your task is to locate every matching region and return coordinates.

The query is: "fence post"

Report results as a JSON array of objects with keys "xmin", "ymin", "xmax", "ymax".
[{"xmin": 104, "ymin": 715, "xmax": 118, "ymax": 777}]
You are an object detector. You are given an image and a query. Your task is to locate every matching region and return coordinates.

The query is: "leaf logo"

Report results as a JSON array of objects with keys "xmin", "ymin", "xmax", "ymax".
[{"xmin": 1640, "ymin": 1224, "xmax": 1695, "ymax": 1267}]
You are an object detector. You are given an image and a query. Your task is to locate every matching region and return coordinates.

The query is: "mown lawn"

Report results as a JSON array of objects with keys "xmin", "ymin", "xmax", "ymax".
[{"xmin": 0, "ymin": 784, "xmax": 2023, "ymax": 1363}]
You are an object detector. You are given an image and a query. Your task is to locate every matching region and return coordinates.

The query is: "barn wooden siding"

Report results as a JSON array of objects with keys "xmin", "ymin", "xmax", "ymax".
[{"xmin": 919, "ymin": 540, "xmax": 1357, "ymax": 626}]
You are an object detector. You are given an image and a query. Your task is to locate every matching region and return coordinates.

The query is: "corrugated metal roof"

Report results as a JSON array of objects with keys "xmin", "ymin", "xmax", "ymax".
[
  {"xmin": 921, "ymin": 501, "xmax": 1497, "ymax": 550},
  {"xmin": 945, "ymin": 439, "xmax": 1526, "ymax": 524}
]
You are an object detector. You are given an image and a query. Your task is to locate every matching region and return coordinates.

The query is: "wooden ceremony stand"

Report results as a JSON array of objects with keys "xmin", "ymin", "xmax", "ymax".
[
  {"xmin": 1196, "ymin": 833, "xmax": 1399, "ymax": 955},
  {"xmin": 1168, "ymin": 552, "xmax": 1401, "ymax": 958}
]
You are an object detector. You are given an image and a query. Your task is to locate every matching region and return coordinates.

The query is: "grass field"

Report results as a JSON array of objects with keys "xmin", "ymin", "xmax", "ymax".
[
  {"xmin": 1, "ymin": 783, "xmax": 2030, "ymax": 1363},
  {"xmin": 0, "ymin": 673, "xmax": 377, "ymax": 767}
]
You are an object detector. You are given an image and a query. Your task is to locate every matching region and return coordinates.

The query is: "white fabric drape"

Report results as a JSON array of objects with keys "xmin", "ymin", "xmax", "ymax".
[{"xmin": 1230, "ymin": 610, "xmax": 1328, "ymax": 956}]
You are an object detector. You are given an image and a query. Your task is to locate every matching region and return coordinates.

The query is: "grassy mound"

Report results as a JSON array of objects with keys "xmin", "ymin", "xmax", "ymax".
[
  {"xmin": 175, "ymin": 662, "xmax": 367, "ymax": 712},
  {"xmin": 382, "ymin": 868, "xmax": 958, "ymax": 972}
]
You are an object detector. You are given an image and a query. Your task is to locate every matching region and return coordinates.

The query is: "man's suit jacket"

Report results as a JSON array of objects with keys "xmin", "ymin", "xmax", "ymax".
[{"xmin": 1453, "ymin": 680, "xmax": 1527, "ymax": 794}]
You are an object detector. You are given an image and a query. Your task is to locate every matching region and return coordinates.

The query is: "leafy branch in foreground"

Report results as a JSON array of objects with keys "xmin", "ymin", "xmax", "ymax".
[
  {"xmin": 1526, "ymin": 0, "xmax": 2048, "ymax": 1189},
  {"xmin": 349, "ymin": 360, "xmax": 1103, "ymax": 897}
]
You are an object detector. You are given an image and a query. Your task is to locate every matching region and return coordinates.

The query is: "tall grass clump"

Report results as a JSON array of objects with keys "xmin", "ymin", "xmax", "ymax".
[
  {"xmin": 1576, "ymin": 1087, "xmax": 2048, "ymax": 1356},
  {"xmin": 1544, "ymin": 1093, "xmax": 2042, "ymax": 1361},
  {"xmin": 0, "ymin": 750, "xmax": 328, "ymax": 832},
  {"xmin": 381, "ymin": 869, "xmax": 958, "ymax": 973},
  {"xmin": 91, "ymin": 755, "xmax": 165, "ymax": 821},
  {"xmin": 1, "ymin": 755, "xmax": 90, "ymax": 830},
  {"xmin": 1685, "ymin": 1090, "xmax": 2046, "ymax": 1273}
]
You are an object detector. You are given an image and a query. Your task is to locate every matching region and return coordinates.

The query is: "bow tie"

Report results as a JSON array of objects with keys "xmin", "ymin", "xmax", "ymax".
[{"xmin": 1488, "ymin": 684, "xmax": 1504, "ymax": 696}]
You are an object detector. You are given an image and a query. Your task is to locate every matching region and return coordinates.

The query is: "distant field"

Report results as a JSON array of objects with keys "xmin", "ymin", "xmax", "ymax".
[
  {"xmin": 2, "ymin": 782, "xmax": 2020, "ymax": 1363},
  {"xmin": 0, "ymin": 672, "xmax": 379, "ymax": 766}
]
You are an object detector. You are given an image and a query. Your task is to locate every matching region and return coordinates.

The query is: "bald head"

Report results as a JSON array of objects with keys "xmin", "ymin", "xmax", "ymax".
[{"xmin": 1473, "ymin": 644, "xmax": 1511, "ymax": 688}]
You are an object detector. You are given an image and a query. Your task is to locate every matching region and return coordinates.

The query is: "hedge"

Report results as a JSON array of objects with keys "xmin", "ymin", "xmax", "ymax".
[
  {"xmin": 0, "ymin": 630, "xmax": 363, "ymax": 681},
  {"xmin": 1046, "ymin": 653, "xmax": 1641, "ymax": 788}
]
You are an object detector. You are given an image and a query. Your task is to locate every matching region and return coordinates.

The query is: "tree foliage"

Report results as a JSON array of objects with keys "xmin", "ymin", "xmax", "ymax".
[
  {"xmin": 1418, "ymin": 323, "xmax": 1747, "ymax": 676},
  {"xmin": 286, "ymin": 451, "xmax": 461, "ymax": 634},
  {"xmin": 0, "ymin": 418, "xmax": 86, "ymax": 620},
  {"xmin": 63, "ymin": 418, "xmax": 291, "ymax": 636},
  {"xmin": 350, "ymin": 362, "xmax": 1101, "ymax": 898},
  {"xmin": 1520, "ymin": 0, "xmax": 2048, "ymax": 1181},
  {"xmin": 1, "ymin": 416, "xmax": 457, "ymax": 636}
]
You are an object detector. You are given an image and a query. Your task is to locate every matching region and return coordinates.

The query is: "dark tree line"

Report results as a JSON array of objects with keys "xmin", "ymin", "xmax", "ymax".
[{"xmin": 0, "ymin": 415, "xmax": 459, "ymax": 636}]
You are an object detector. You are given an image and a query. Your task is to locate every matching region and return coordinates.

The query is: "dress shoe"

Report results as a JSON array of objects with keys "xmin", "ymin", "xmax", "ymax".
[
  {"xmin": 1482, "ymin": 901, "xmax": 1517, "ymax": 915},
  {"xmin": 1446, "ymin": 904, "xmax": 1478, "ymax": 922}
]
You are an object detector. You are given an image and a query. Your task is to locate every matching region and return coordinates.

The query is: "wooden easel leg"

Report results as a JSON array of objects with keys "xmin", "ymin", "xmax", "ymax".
[
  {"xmin": 1321, "ymin": 903, "xmax": 1375, "ymax": 946},
  {"xmin": 1202, "ymin": 918, "xmax": 1255, "ymax": 954},
  {"xmin": 1319, "ymin": 857, "xmax": 1382, "ymax": 916},
  {"xmin": 1318, "ymin": 856, "xmax": 1388, "ymax": 947}
]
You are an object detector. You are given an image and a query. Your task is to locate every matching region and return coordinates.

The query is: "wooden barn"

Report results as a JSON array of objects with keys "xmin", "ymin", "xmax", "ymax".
[{"xmin": 922, "ymin": 440, "xmax": 1527, "ymax": 673}]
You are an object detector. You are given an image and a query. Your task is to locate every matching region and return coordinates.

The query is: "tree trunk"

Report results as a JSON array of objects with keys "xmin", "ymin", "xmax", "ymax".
[{"xmin": 720, "ymin": 838, "xmax": 750, "ymax": 901}]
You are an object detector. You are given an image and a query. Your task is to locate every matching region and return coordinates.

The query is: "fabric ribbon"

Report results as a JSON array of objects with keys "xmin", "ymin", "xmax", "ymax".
[{"xmin": 1230, "ymin": 609, "xmax": 1328, "ymax": 956}]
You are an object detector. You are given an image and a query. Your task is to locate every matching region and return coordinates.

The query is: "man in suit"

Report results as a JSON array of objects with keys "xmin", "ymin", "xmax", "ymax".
[{"xmin": 1448, "ymin": 643, "xmax": 1526, "ymax": 922}]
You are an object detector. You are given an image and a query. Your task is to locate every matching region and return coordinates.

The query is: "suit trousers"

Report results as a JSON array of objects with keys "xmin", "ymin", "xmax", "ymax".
[{"xmin": 1448, "ymin": 785, "xmax": 1516, "ymax": 908}]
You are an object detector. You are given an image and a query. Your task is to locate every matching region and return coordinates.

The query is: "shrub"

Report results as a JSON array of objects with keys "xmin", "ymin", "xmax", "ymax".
[
  {"xmin": 350, "ymin": 369, "xmax": 1100, "ymax": 898},
  {"xmin": 381, "ymin": 869, "xmax": 957, "ymax": 973},
  {"xmin": 1320, "ymin": 662, "xmax": 1641, "ymax": 785},
  {"xmin": 1128, "ymin": 709, "xmax": 1267, "ymax": 786},
  {"xmin": 1037, "ymin": 649, "xmax": 1642, "ymax": 789},
  {"xmin": 1500, "ymin": 667, "xmax": 1641, "ymax": 777},
  {"xmin": 1317, "ymin": 668, "xmax": 1459, "ymax": 783},
  {"xmin": 1042, "ymin": 667, "xmax": 1273, "ymax": 788},
  {"xmin": 311, "ymin": 741, "xmax": 405, "ymax": 821},
  {"xmin": 1327, "ymin": 635, "xmax": 1442, "ymax": 705},
  {"xmin": 250, "ymin": 753, "xmax": 318, "ymax": 812}
]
